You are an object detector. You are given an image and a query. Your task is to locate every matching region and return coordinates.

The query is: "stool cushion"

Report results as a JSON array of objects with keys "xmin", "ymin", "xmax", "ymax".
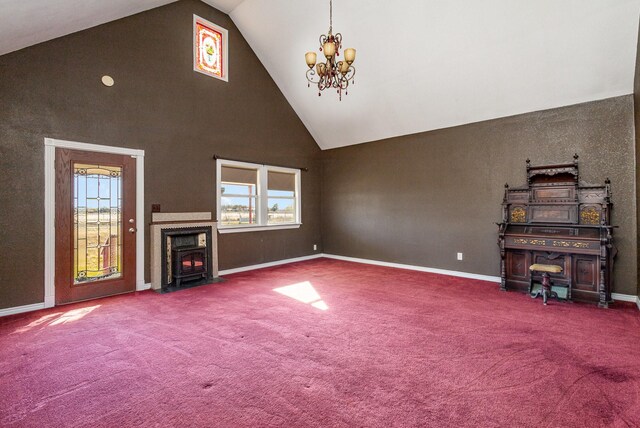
[{"xmin": 529, "ymin": 263, "xmax": 563, "ymax": 273}]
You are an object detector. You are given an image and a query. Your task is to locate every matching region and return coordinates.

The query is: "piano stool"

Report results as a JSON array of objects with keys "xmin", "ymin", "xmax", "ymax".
[{"xmin": 529, "ymin": 264, "xmax": 566, "ymax": 305}]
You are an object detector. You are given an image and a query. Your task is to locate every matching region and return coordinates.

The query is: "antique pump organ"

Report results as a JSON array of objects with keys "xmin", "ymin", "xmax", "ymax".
[{"xmin": 497, "ymin": 155, "xmax": 616, "ymax": 307}]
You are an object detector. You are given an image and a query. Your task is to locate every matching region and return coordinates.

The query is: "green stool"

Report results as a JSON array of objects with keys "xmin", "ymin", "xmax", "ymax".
[{"xmin": 529, "ymin": 264, "xmax": 563, "ymax": 305}]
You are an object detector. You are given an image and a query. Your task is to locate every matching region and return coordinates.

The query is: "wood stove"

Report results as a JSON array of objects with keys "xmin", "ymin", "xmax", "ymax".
[
  {"xmin": 172, "ymin": 246, "xmax": 208, "ymax": 287},
  {"xmin": 160, "ymin": 226, "xmax": 214, "ymax": 291}
]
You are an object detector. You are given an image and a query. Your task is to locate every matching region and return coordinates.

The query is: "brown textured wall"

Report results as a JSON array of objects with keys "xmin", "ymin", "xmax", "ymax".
[
  {"xmin": 0, "ymin": 0, "xmax": 322, "ymax": 309},
  {"xmin": 634, "ymin": 16, "xmax": 640, "ymax": 298},
  {"xmin": 322, "ymin": 96, "xmax": 637, "ymax": 295}
]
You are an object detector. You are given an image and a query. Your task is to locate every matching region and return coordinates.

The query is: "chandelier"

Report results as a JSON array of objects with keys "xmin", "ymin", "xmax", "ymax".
[{"xmin": 305, "ymin": 0, "xmax": 356, "ymax": 100}]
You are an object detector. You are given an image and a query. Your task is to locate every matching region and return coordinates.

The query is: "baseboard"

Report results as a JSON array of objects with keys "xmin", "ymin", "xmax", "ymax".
[
  {"xmin": 219, "ymin": 253, "xmax": 324, "ymax": 276},
  {"xmin": 2, "ymin": 257, "xmax": 637, "ymax": 316},
  {"xmin": 325, "ymin": 254, "xmax": 639, "ymax": 307},
  {"xmin": 610, "ymin": 293, "xmax": 637, "ymax": 303},
  {"xmin": 137, "ymin": 282, "xmax": 152, "ymax": 291},
  {"xmin": 0, "ymin": 302, "xmax": 46, "ymax": 318},
  {"xmin": 323, "ymin": 253, "xmax": 502, "ymax": 283},
  {"xmin": 323, "ymin": 254, "xmax": 640, "ymax": 309},
  {"xmin": 1, "ymin": 283, "xmax": 152, "ymax": 318}
]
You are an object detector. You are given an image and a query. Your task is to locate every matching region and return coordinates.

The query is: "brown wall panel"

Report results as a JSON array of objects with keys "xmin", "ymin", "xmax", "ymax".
[
  {"xmin": 634, "ymin": 16, "xmax": 640, "ymax": 298},
  {"xmin": 0, "ymin": 0, "xmax": 321, "ymax": 309},
  {"xmin": 322, "ymin": 96, "xmax": 637, "ymax": 295}
]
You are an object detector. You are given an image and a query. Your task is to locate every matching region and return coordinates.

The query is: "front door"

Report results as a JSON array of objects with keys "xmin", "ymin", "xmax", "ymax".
[{"xmin": 55, "ymin": 148, "xmax": 136, "ymax": 305}]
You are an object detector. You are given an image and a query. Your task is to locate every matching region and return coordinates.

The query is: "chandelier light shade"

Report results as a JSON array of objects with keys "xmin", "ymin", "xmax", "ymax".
[
  {"xmin": 305, "ymin": 52, "xmax": 317, "ymax": 68},
  {"xmin": 305, "ymin": 0, "xmax": 356, "ymax": 100}
]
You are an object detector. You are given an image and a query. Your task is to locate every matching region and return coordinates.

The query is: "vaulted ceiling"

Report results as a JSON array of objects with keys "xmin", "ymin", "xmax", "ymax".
[
  {"xmin": 1, "ymin": 0, "xmax": 639, "ymax": 150},
  {"xmin": 0, "ymin": 0, "xmax": 175, "ymax": 57}
]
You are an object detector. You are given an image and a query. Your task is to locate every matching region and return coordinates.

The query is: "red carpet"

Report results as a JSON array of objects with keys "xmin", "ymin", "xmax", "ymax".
[{"xmin": 1, "ymin": 258, "xmax": 639, "ymax": 427}]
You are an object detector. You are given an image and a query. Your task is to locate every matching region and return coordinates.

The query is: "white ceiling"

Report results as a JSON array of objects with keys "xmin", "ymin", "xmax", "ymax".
[
  {"xmin": 1, "ymin": 1, "xmax": 639, "ymax": 150},
  {"xmin": 229, "ymin": 0, "xmax": 640, "ymax": 149},
  {"xmin": 201, "ymin": 0, "xmax": 243, "ymax": 14},
  {"xmin": 0, "ymin": 0, "xmax": 178, "ymax": 57}
]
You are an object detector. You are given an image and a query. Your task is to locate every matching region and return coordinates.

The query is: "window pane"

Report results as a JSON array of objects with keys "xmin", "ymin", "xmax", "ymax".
[
  {"xmin": 221, "ymin": 196, "xmax": 257, "ymax": 225},
  {"xmin": 222, "ymin": 183, "xmax": 256, "ymax": 196},
  {"xmin": 268, "ymin": 189, "xmax": 294, "ymax": 198},
  {"xmin": 267, "ymin": 198, "xmax": 295, "ymax": 224},
  {"xmin": 74, "ymin": 163, "xmax": 122, "ymax": 284}
]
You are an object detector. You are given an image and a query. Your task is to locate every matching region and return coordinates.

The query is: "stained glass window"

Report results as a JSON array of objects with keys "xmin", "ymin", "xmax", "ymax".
[
  {"xmin": 194, "ymin": 15, "xmax": 228, "ymax": 81},
  {"xmin": 74, "ymin": 163, "xmax": 123, "ymax": 284}
]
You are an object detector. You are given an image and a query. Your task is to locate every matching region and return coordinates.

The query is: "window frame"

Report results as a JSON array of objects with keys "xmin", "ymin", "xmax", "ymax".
[{"xmin": 216, "ymin": 159, "xmax": 301, "ymax": 233}]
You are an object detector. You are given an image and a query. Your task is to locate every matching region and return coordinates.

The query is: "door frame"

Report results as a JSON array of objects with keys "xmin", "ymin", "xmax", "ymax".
[{"xmin": 44, "ymin": 138, "xmax": 146, "ymax": 308}]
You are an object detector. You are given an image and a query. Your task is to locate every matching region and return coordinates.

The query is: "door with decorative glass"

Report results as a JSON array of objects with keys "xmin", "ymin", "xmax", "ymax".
[{"xmin": 55, "ymin": 149, "xmax": 136, "ymax": 304}]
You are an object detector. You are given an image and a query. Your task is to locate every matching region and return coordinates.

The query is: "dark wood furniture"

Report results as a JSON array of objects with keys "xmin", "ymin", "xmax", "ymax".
[{"xmin": 497, "ymin": 155, "xmax": 616, "ymax": 307}]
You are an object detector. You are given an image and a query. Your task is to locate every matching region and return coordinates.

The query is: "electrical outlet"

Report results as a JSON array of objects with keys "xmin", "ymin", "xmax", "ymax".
[
  {"xmin": 313, "ymin": 244, "xmax": 318, "ymax": 251},
  {"xmin": 457, "ymin": 252, "xmax": 463, "ymax": 261}
]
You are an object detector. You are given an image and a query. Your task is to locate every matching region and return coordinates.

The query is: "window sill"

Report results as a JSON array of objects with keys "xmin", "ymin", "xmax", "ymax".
[{"xmin": 218, "ymin": 224, "xmax": 302, "ymax": 234}]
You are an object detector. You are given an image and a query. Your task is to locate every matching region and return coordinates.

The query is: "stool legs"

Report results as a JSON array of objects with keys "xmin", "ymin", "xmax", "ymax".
[{"xmin": 531, "ymin": 272, "xmax": 558, "ymax": 305}]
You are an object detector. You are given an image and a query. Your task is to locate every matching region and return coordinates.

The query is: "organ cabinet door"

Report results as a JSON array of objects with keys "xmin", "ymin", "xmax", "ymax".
[
  {"xmin": 506, "ymin": 250, "xmax": 530, "ymax": 283},
  {"xmin": 571, "ymin": 256, "xmax": 599, "ymax": 301}
]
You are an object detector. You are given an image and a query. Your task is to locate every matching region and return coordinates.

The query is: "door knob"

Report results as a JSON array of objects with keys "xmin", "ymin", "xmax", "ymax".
[
  {"xmin": 129, "ymin": 219, "xmax": 135, "ymax": 224},
  {"xmin": 129, "ymin": 227, "xmax": 136, "ymax": 233}
]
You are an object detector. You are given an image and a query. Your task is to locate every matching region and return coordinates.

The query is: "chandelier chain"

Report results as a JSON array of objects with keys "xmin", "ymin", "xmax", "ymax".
[{"xmin": 329, "ymin": 0, "xmax": 333, "ymax": 33}]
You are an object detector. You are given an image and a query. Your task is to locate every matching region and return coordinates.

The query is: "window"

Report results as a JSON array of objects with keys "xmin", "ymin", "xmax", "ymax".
[
  {"xmin": 267, "ymin": 171, "xmax": 296, "ymax": 225},
  {"xmin": 219, "ymin": 165, "xmax": 258, "ymax": 226},
  {"xmin": 216, "ymin": 159, "xmax": 301, "ymax": 233},
  {"xmin": 193, "ymin": 15, "xmax": 229, "ymax": 82}
]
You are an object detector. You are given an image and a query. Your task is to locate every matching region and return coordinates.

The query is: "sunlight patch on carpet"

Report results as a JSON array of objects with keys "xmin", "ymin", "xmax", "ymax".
[
  {"xmin": 12, "ymin": 312, "xmax": 63, "ymax": 334},
  {"xmin": 49, "ymin": 305, "xmax": 101, "ymax": 326},
  {"xmin": 14, "ymin": 305, "xmax": 102, "ymax": 333},
  {"xmin": 273, "ymin": 281, "xmax": 328, "ymax": 311}
]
